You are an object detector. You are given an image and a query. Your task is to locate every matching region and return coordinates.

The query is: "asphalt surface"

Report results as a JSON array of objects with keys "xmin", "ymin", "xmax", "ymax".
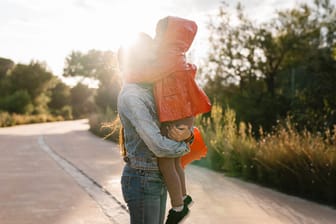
[{"xmin": 1, "ymin": 119, "xmax": 336, "ymax": 224}]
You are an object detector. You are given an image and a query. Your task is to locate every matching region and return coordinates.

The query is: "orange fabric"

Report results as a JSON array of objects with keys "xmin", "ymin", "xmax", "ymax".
[
  {"xmin": 154, "ymin": 63, "xmax": 211, "ymax": 122},
  {"xmin": 181, "ymin": 127, "xmax": 208, "ymax": 168},
  {"xmin": 124, "ymin": 16, "xmax": 197, "ymax": 83},
  {"xmin": 157, "ymin": 16, "xmax": 198, "ymax": 53},
  {"xmin": 124, "ymin": 16, "xmax": 212, "ymax": 122}
]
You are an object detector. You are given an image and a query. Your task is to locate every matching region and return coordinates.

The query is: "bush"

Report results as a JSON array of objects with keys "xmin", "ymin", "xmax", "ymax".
[
  {"xmin": 52, "ymin": 106, "xmax": 73, "ymax": 120},
  {"xmin": 0, "ymin": 90, "xmax": 33, "ymax": 114},
  {"xmin": 89, "ymin": 108, "xmax": 120, "ymax": 142},
  {"xmin": 0, "ymin": 112, "xmax": 64, "ymax": 127},
  {"xmin": 0, "ymin": 112, "xmax": 13, "ymax": 127},
  {"xmin": 255, "ymin": 121, "xmax": 336, "ymax": 204},
  {"xmin": 195, "ymin": 104, "xmax": 257, "ymax": 174},
  {"xmin": 197, "ymin": 102, "xmax": 336, "ymax": 206}
]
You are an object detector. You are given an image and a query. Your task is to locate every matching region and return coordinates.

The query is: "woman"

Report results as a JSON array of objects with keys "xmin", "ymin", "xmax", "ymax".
[
  {"xmin": 117, "ymin": 33, "xmax": 193, "ymax": 224},
  {"xmin": 123, "ymin": 16, "xmax": 211, "ymax": 224}
]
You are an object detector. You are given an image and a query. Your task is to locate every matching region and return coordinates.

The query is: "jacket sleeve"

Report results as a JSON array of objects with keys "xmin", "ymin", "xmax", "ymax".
[{"xmin": 119, "ymin": 93, "xmax": 190, "ymax": 158}]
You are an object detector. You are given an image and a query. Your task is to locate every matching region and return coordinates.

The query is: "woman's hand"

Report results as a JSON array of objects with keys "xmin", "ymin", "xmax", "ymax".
[{"xmin": 167, "ymin": 125, "xmax": 192, "ymax": 142}]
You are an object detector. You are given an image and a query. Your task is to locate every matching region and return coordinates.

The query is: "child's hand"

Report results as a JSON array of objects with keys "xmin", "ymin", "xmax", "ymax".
[{"xmin": 167, "ymin": 125, "xmax": 191, "ymax": 142}]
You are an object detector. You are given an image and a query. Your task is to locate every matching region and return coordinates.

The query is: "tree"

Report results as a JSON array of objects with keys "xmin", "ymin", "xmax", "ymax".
[
  {"xmin": 63, "ymin": 49, "xmax": 121, "ymax": 112},
  {"xmin": 0, "ymin": 57, "xmax": 14, "ymax": 96},
  {"xmin": 0, "ymin": 90, "xmax": 32, "ymax": 114},
  {"xmin": 204, "ymin": 2, "xmax": 265, "ymax": 94},
  {"xmin": 0, "ymin": 60, "xmax": 54, "ymax": 114},
  {"xmin": 202, "ymin": 0, "xmax": 336, "ymax": 132},
  {"xmin": 9, "ymin": 62, "xmax": 53, "ymax": 98},
  {"xmin": 203, "ymin": 1, "xmax": 292, "ymax": 130},
  {"xmin": 94, "ymin": 71, "xmax": 121, "ymax": 112},
  {"xmin": 274, "ymin": 0, "xmax": 336, "ymax": 130},
  {"xmin": 0, "ymin": 57, "xmax": 14, "ymax": 79},
  {"xmin": 49, "ymin": 80, "xmax": 71, "ymax": 111},
  {"xmin": 70, "ymin": 83, "xmax": 95, "ymax": 118}
]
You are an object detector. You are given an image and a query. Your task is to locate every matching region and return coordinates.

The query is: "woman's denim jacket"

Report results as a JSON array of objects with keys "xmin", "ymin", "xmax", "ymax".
[{"xmin": 118, "ymin": 83, "xmax": 190, "ymax": 171}]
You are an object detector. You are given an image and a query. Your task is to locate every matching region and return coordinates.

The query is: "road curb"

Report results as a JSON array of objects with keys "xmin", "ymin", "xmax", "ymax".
[{"xmin": 38, "ymin": 135, "xmax": 129, "ymax": 224}]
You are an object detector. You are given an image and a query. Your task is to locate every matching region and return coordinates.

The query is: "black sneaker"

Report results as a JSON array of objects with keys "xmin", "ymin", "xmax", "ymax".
[
  {"xmin": 183, "ymin": 195, "xmax": 193, "ymax": 207},
  {"xmin": 165, "ymin": 204, "xmax": 189, "ymax": 224}
]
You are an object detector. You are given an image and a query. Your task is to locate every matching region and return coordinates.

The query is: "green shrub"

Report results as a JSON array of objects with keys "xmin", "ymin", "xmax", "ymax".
[
  {"xmin": 0, "ymin": 90, "xmax": 32, "ymax": 114},
  {"xmin": 89, "ymin": 108, "xmax": 120, "ymax": 142},
  {"xmin": 52, "ymin": 106, "xmax": 73, "ymax": 120},
  {"xmin": 0, "ymin": 112, "xmax": 64, "ymax": 127},
  {"xmin": 197, "ymin": 102, "xmax": 336, "ymax": 206},
  {"xmin": 0, "ymin": 112, "xmax": 13, "ymax": 127}
]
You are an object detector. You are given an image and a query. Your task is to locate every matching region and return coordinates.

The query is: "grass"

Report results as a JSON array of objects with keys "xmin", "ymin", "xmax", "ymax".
[
  {"xmin": 195, "ymin": 103, "xmax": 336, "ymax": 206},
  {"xmin": 0, "ymin": 111, "xmax": 64, "ymax": 127}
]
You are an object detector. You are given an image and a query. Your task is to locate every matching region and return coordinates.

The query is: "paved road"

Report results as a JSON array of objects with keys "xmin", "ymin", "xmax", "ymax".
[{"xmin": 1, "ymin": 120, "xmax": 336, "ymax": 224}]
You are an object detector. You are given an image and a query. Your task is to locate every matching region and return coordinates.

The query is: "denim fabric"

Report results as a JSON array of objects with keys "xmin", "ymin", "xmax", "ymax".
[
  {"xmin": 121, "ymin": 165, "xmax": 167, "ymax": 224},
  {"xmin": 117, "ymin": 83, "xmax": 190, "ymax": 171}
]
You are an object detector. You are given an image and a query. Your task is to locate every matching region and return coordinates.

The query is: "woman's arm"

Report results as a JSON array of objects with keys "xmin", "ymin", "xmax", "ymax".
[{"xmin": 119, "ymin": 93, "xmax": 190, "ymax": 158}]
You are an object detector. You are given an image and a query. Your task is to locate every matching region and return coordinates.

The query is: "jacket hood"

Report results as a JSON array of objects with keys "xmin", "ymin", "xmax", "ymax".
[{"xmin": 156, "ymin": 16, "xmax": 198, "ymax": 53}]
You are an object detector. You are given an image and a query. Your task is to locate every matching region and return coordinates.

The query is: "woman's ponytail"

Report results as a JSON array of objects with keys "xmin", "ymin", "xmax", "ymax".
[{"xmin": 119, "ymin": 126, "xmax": 127, "ymax": 157}]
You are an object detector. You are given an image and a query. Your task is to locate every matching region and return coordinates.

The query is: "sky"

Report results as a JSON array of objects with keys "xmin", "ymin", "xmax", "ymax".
[{"xmin": 0, "ymin": 0, "xmax": 332, "ymax": 83}]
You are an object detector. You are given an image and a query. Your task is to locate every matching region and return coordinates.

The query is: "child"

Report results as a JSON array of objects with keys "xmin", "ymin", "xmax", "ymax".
[{"xmin": 122, "ymin": 17, "xmax": 211, "ymax": 224}]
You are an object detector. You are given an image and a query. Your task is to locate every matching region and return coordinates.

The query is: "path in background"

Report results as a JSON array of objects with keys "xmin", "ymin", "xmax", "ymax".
[{"xmin": 1, "ymin": 119, "xmax": 336, "ymax": 224}]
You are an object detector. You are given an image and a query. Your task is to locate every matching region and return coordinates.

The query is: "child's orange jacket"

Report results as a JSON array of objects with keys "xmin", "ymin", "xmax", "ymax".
[{"xmin": 124, "ymin": 16, "xmax": 211, "ymax": 122}]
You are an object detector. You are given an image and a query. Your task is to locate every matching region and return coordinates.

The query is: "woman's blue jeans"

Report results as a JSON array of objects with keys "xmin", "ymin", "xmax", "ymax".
[{"xmin": 121, "ymin": 165, "xmax": 167, "ymax": 224}]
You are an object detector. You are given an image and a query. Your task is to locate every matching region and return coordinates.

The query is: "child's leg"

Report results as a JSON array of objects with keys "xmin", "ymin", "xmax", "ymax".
[
  {"xmin": 158, "ymin": 117, "xmax": 193, "ymax": 208},
  {"xmin": 175, "ymin": 157, "xmax": 187, "ymax": 197},
  {"xmin": 158, "ymin": 157, "xmax": 183, "ymax": 207}
]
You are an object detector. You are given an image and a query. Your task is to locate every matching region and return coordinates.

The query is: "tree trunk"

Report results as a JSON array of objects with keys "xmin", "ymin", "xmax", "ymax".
[{"xmin": 266, "ymin": 73, "xmax": 275, "ymax": 97}]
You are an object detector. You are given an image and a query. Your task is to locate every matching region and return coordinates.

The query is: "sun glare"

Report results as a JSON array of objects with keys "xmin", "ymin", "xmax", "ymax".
[
  {"xmin": 64, "ymin": 0, "xmax": 166, "ymax": 87},
  {"xmin": 104, "ymin": 1, "xmax": 163, "ymax": 51}
]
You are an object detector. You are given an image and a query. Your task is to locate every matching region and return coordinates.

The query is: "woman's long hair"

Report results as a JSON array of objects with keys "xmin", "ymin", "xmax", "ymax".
[
  {"xmin": 102, "ymin": 115, "xmax": 126, "ymax": 157},
  {"xmin": 119, "ymin": 125, "xmax": 126, "ymax": 157}
]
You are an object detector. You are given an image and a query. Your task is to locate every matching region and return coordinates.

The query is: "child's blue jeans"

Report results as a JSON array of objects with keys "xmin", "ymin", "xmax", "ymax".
[{"xmin": 121, "ymin": 165, "xmax": 167, "ymax": 224}]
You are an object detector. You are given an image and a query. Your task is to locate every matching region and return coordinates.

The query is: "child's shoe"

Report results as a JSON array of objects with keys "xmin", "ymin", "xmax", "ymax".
[
  {"xmin": 183, "ymin": 195, "xmax": 193, "ymax": 207},
  {"xmin": 165, "ymin": 204, "xmax": 189, "ymax": 224}
]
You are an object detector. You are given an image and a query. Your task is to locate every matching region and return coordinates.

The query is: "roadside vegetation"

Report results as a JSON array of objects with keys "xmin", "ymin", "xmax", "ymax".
[
  {"xmin": 0, "ymin": 50, "xmax": 119, "ymax": 127},
  {"xmin": 191, "ymin": 0, "xmax": 336, "ymax": 207},
  {"xmin": 194, "ymin": 104, "xmax": 336, "ymax": 206}
]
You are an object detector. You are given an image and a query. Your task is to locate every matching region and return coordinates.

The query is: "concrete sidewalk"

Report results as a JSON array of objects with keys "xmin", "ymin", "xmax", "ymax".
[{"xmin": 0, "ymin": 120, "xmax": 128, "ymax": 224}]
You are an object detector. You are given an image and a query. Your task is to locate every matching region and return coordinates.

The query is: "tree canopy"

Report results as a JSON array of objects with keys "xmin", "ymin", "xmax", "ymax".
[
  {"xmin": 202, "ymin": 0, "xmax": 336, "ymax": 132},
  {"xmin": 63, "ymin": 49, "xmax": 121, "ymax": 112}
]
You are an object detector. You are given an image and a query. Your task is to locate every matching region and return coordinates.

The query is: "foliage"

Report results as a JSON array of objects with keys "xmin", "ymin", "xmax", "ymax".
[
  {"xmin": 9, "ymin": 62, "xmax": 54, "ymax": 102},
  {"xmin": 70, "ymin": 83, "xmax": 96, "ymax": 118},
  {"xmin": 94, "ymin": 73, "xmax": 121, "ymax": 112},
  {"xmin": 197, "ymin": 102, "xmax": 336, "ymax": 206},
  {"xmin": 0, "ymin": 90, "xmax": 33, "ymax": 114},
  {"xmin": 193, "ymin": 105, "xmax": 226, "ymax": 170},
  {"xmin": 0, "ymin": 57, "xmax": 75, "ymax": 124},
  {"xmin": 196, "ymin": 103, "xmax": 257, "ymax": 173},
  {"xmin": 202, "ymin": 0, "xmax": 336, "ymax": 133},
  {"xmin": 1, "ymin": 49, "xmax": 121, "ymax": 124},
  {"xmin": 0, "ymin": 111, "xmax": 64, "ymax": 127},
  {"xmin": 63, "ymin": 50, "xmax": 122, "ymax": 112},
  {"xmin": 49, "ymin": 81, "xmax": 71, "ymax": 111},
  {"xmin": 0, "ymin": 58, "xmax": 14, "ymax": 80},
  {"xmin": 88, "ymin": 108, "xmax": 120, "ymax": 142},
  {"xmin": 63, "ymin": 50, "xmax": 116, "ymax": 81},
  {"xmin": 0, "ymin": 60, "xmax": 55, "ymax": 115}
]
